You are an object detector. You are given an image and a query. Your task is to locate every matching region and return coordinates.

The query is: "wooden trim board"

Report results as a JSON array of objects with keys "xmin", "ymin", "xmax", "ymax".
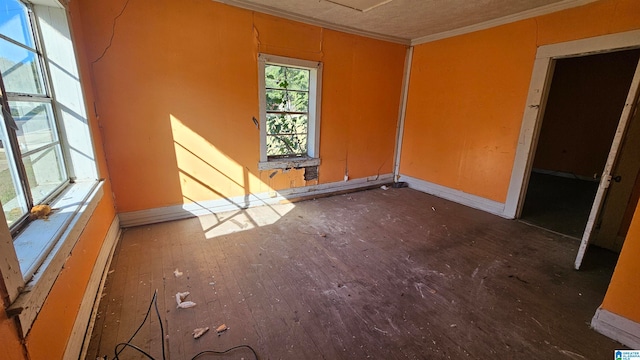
[
  {"xmin": 503, "ymin": 57, "xmax": 555, "ymax": 219},
  {"xmin": 398, "ymin": 174, "xmax": 506, "ymax": 218},
  {"xmin": 63, "ymin": 215, "xmax": 121, "ymax": 360},
  {"xmin": 591, "ymin": 308, "xmax": 640, "ymax": 349},
  {"xmin": 392, "ymin": 46, "xmax": 413, "ymax": 181},
  {"xmin": 119, "ymin": 174, "xmax": 394, "ymax": 228}
]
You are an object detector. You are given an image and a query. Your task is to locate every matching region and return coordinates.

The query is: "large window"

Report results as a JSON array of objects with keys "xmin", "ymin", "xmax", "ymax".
[
  {"xmin": 258, "ymin": 54, "xmax": 322, "ymax": 170},
  {"xmin": 0, "ymin": 0, "xmax": 67, "ymax": 232},
  {"xmin": 0, "ymin": 0, "xmax": 102, "ymax": 337}
]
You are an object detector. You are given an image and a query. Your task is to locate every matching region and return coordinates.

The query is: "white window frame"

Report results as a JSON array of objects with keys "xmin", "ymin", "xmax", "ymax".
[
  {"xmin": 257, "ymin": 53, "xmax": 322, "ymax": 170},
  {"xmin": 0, "ymin": 0, "xmax": 103, "ymax": 337}
]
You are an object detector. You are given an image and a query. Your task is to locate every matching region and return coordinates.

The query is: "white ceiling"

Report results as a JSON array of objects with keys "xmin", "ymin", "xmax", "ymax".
[{"xmin": 214, "ymin": 0, "xmax": 596, "ymax": 45}]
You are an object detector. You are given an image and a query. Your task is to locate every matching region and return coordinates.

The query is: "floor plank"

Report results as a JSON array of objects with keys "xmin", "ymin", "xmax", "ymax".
[{"xmin": 86, "ymin": 188, "xmax": 624, "ymax": 359}]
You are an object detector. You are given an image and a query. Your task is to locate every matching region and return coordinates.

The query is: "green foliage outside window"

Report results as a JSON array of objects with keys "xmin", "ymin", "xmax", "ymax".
[{"xmin": 265, "ymin": 64, "xmax": 310, "ymax": 157}]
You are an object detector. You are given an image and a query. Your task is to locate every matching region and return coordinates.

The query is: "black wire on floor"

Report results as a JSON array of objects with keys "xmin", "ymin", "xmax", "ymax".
[{"xmin": 110, "ymin": 289, "xmax": 258, "ymax": 360}]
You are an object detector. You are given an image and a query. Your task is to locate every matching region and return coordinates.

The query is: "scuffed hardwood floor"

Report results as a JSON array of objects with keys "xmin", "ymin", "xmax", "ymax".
[{"xmin": 86, "ymin": 188, "xmax": 623, "ymax": 359}]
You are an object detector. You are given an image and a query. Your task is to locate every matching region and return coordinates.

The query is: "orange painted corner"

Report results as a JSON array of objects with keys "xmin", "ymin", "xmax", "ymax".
[
  {"xmin": 401, "ymin": 20, "xmax": 537, "ymax": 202},
  {"xmin": 72, "ymin": 0, "xmax": 405, "ymax": 212},
  {"xmin": 401, "ymin": 0, "xmax": 640, "ymax": 203},
  {"xmin": 601, "ymin": 200, "xmax": 640, "ymax": 323}
]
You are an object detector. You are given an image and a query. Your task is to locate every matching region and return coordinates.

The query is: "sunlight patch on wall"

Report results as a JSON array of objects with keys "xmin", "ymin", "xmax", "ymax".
[
  {"xmin": 170, "ymin": 115, "xmax": 263, "ymax": 201},
  {"xmin": 170, "ymin": 114, "xmax": 294, "ymax": 239}
]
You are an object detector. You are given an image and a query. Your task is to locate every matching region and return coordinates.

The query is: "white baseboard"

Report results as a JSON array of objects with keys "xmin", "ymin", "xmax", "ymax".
[
  {"xmin": 119, "ymin": 174, "xmax": 394, "ymax": 227},
  {"xmin": 398, "ymin": 174, "xmax": 507, "ymax": 217},
  {"xmin": 592, "ymin": 308, "xmax": 640, "ymax": 349},
  {"xmin": 63, "ymin": 215, "xmax": 121, "ymax": 360}
]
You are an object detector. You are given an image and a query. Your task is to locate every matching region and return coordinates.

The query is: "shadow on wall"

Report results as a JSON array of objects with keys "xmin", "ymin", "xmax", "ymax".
[{"xmin": 170, "ymin": 114, "xmax": 297, "ymax": 236}]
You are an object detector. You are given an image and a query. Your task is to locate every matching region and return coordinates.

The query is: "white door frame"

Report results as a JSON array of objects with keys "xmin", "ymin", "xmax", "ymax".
[{"xmin": 503, "ymin": 30, "xmax": 640, "ymax": 267}]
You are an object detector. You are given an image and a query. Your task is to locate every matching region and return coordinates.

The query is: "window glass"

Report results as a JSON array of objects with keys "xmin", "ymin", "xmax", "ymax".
[
  {"xmin": 0, "ymin": 110, "xmax": 28, "ymax": 226},
  {"xmin": 0, "ymin": 0, "xmax": 68, "ymax": 231},
  {"xmin": 10, "ymin": 101, "xmax": 57, "ymax": 152},
  {"xmin": 22, "ymin": 144, "xmax": 65, "ymax": 204},
  {"xmin": 0, "ymin": 38, "xmax": 45, "ymax": 95},
  {"xmin": 265, "ymin": 64, "xmax": 311, "ymax": 157},
  {"xmin": 266, "ymin": 114, "xmax": 308, "ymax": 156},
  {"xmin": 0, "ymin": 0, "xmax": 36, "ymax": 49}
]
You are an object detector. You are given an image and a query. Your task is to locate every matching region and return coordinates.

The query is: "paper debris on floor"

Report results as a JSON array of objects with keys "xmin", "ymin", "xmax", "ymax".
[
  {"xmin": 176, "ymin": 291, "xmax": 196, "ymax": 308},
  {"xmin": 192, "ymin": 327, "xmax": 209, "ymax": 339},
  {"xmin": 216, "ymin": 323, "xmax": 228, "ymax": 334},
  {"xmin": 175, "ymin": 291, "xmax": 190, "ymax": 305},
  {"xmin": 174, "ymin": 269, "xmax": 183, "ymax": 277},
  {"xmin": 177, "ymin": 301, "xmax": 197, "ymax": 309}
]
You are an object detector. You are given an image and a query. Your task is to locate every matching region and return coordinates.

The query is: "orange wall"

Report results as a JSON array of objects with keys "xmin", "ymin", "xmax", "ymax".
[
  {"xmin": 401, "ymin": 0, "xmax": 640, "ymax": 203},
  {"xmin": 602, "ymin": 200, "xmax": 640, "ymax": 322},
  {"xmin": 0, "ymin": 308, "xmax": 24, "ymax": 360},
  {"xmin": 72, "ymin": 0, "xmax": 406, "ymax": 213},
  {"xmin": 0, "ymin": 0, "xmax": 117, "ymax": 358},
  {"xmin": 401, "ymin": 0, "xmax": 640, "ymax": 329},
  {"xmin": 401, "ymin": 20, "xmax": 536, "ymax": 202}
]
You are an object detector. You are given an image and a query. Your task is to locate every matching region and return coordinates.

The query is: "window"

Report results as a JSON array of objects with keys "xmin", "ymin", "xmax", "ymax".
[
  {"xmin": 258, "ymin": 54, "xmax": 322, "ymax": 170},
  {"xmin": 0, "ymin": 0, "xmax": 103, "ymax": 336},
  {"xmin": 0, "ymin": 0, "xmax": 67, "ymax": 232}
]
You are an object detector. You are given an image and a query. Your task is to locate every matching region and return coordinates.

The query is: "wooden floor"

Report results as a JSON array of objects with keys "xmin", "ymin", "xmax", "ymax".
[
  {"xmin": 86, "ymin": 188, "xmax": 623, "ymax": 360},
  {"xmin": 521, "ymin": 172, "xmax": 599, "ymax": 239}
]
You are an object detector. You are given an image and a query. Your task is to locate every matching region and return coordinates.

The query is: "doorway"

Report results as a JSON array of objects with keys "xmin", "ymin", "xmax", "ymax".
[{"xmin": 520, "ymin": 49, "xmax": 640, "ymax": 243}]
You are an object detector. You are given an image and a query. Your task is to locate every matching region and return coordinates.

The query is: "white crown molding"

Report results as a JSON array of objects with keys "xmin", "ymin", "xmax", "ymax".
[
  {"xmin": 410, "ymin": 0, "xmax": 598, "ymax": 46},
  {"xmin": 212, "ymin": 0, "xmax": 410, "ymax": 45}
]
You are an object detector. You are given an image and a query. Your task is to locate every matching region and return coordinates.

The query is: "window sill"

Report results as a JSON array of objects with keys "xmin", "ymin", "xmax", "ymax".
[
  {"xmin": 7, "ymin": 180, "xmax": 104, "ymax": 336},
  {"xmin": 258, "ymin": 157, "xmax": 320, "ymax": 170}
]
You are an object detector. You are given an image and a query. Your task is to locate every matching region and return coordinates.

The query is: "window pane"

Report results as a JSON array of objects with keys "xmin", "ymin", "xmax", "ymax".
[
  {"xmin": 22, "ymin": 144, "xmax": 66, "ymax": 204},
  {"xmin": 283, "ymin": 67, "xmax": 309, "ymax": 91},
  {"xmin": 290, "ymin": 114, "xmax": 308, "ymax": 133},
  {"xmin": 0, "ymin": 112, "xmax": 28, "ymax": 227},
  {"xmin": 285, "ymin": 90, "xmax": 308, "ymax": 112},
  {"xmin": 265, "ymin": 65, "xmax": 309, "ymax": 91},
  {"xmin": 266, "ymin": 114, "xmax": 308, "ymax": 135},
  {"xmin": 0, "ymin": 38, "xmax": 45, "ymax": 95},
  {"xmin": 267, "ymin": 133, "xmax": 307, "ymax": 157},
  {"xmin": 10, "ymin": 101, "xmax": 57, "ymax": 152},
  {"xmin": 266, "ymin": 89, "xmax": 285, "ymax": 111},
  {"xmin": 0, "ymin": 0, "xmax": 35, "ymax": 49},
  {"xmin": 265, "ymin": 64, "xmax": 284, "ymax": 89},
  {"xmin": 263, "ymin": 60, "xmax": 316, "ymax": 159},
  {"xmin": 266, "ymin": 89, "xmax": 308, "ymax": 113}
]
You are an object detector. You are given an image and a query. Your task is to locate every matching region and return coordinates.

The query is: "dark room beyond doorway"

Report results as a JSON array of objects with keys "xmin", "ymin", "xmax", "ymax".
[{"xmin": 521, "ymin": 48, "xmax": 640, "ymax": 245}]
